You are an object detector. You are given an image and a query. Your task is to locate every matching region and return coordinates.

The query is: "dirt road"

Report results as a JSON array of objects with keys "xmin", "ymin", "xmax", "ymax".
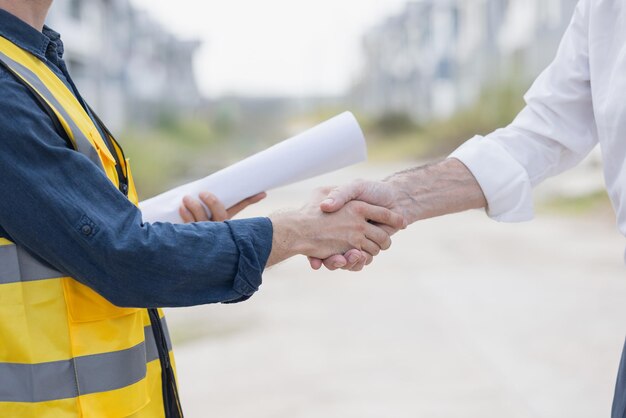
[{"xmin": 165, "ymin": 162, "xmax": 626, "ymax": 418}]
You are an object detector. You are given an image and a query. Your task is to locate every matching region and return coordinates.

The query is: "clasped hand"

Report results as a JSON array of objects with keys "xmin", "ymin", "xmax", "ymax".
[
  {"xmin": 282, "ymin": 187, "xmax": 403, "ymax": 261},
  {"xmin": 180, "ymin": 184, "xmax": 405, "ymax": 269}
]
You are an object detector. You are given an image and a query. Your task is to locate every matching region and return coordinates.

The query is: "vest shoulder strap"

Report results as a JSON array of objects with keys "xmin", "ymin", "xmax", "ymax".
[{"xmin": 0, "ymin": 58, "xmax": 74, "ymax": 150}]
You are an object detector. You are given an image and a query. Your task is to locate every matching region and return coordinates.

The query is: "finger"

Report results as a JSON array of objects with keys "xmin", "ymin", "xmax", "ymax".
[
  {"xmin": 199, "ymin": 192, "xmax": 228, "ymax": 221},
  {"xmin": 342, "ymin": 249, "xmax": 363, "ymax": 270},
  {"xmin": 182, "ymin": 195, "xmax": 211, "ymax": 222},
  {"xmin": 376, "ymin": 223, "xmax": 399, "ymax": 236},
  {"xmin": 308, "ymin": 257, "xmax": 323, "ymax": 270},
  {"xmin": 364, "ymin": 252, "xmax": 374, "ymax": 266},
  {"xmin": 321, "ymin": 254, "xmax": 349, "ymax": 271},
  {"xmin": 361, "ymin": 238, "xmax": 382, "ymax": 258},
  {"xmin": 348, "ymin": 254, "xmax": 367, "ymax": 272},
  {"xmin": 365, "ymin": 223, "xmax": 392, "ymax": 251},
  {"xmin": 179, "ymin": 204, "xmax": 195, "ymax": 223},
  {"xmin": 320, "ymin": 181, "xmax": 365, "ymax": 213},
  {"xmin": 227, "ymin": 192, "xmax": 267, "ymax": 218},
  {"xmin": 359, "ymin": 203, "xmax": 405, "ymax": 230},
  {"xmin": 313, "ymin": 186, "xmax": 335, "ymax": 199}
]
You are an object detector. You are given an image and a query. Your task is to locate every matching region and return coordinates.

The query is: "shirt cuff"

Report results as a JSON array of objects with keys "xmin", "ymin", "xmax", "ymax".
[
  {"xmin": 449, "ymin": 135, "xmax": 535, "ymax": 222},
  {"xmin": 222, "ymin": 217, "xmax": 273, "ymax": 303}
]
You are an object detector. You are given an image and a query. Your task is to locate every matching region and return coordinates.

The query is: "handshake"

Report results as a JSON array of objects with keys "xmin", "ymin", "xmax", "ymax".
[
  {"xmin": 180, "ymin": 159, "xmax": 486, "ymax": 271},
  {"xmin": 180, "ymin": 177, "xmax": 415, "ymax": 272}
]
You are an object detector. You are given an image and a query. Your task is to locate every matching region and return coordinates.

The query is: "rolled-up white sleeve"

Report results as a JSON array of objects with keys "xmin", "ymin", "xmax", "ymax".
[
  {"xmin": 451, "ymin": 136, "xmax": 534, "ymax": 222},
  {"xmin": 450, "ymin": 0, "xmax": 598, "ymax": 223}
]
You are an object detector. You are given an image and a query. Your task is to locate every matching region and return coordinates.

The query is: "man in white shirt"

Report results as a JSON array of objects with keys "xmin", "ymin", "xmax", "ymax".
[{"xmin": 311, "ymin": 0, "xmax": 626, "ymax": 415}]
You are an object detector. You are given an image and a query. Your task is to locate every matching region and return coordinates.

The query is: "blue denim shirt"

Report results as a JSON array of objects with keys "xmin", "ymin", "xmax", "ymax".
[{"xmin": 0, "ymin": 9, "xmax": 273, "ymax": 307}]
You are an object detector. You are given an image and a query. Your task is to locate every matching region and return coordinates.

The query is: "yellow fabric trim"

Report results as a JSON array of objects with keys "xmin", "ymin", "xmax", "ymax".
[
  {"xmin": 0, "ymin": 280, "xmax": 71, "ymax": 363},
  {"xmin": 0, "ymin": 398, "xmax": 79, "ymax": 418},
  {"xmin": 0, "ymin": 238, "xmax": 13, "ymax": 246},
  {"xmin": 111, "ymin": 137, "xmax": 128, "ymax": 177},
  {"xmin": 127, "ymin": 360, "xmax": 167, "ymax": 418},
  {"xmin": 67, "ymin": 306, "xmax": 145, "ymax": 358},
  {"xmin": 62, "ymin": 277, "xmax": 140, "ymax": 323},
  {"xmin": 79, "ymin": 377, "xmax": 150, "ymax": 418}
]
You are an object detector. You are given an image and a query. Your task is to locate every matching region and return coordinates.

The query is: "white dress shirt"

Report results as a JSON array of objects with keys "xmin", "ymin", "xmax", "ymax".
[{"xmin": 450, "ymin": 0, "xmax": 626, "ymax": 237}]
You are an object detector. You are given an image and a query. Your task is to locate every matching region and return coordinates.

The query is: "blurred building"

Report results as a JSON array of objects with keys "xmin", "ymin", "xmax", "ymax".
[
  {"xmin": 354, "ymin": 0, "xmax": 579, "ymax": 123},
  {"xmin": 46, "ymin": 0, "xmax": 202, "ymax": 131}
]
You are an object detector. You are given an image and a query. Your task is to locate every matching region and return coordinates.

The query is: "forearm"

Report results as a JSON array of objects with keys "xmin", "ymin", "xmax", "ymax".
[
  {"xmin": 386, "ymin": 158, "xmax": 486, "ymax": 225},
  {"xmin": 28, "ymin": 215, "xmax": 272, "ymax": 308}
]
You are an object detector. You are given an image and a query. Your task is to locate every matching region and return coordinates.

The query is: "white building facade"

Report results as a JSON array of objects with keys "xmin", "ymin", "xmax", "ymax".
[
  {"xmin": 46, "ymin": 0, "xmax": 202, "ymax": 131},
  {"xmin": 354, "ymin": 0, "xmax": 579, "ymax": 123}
]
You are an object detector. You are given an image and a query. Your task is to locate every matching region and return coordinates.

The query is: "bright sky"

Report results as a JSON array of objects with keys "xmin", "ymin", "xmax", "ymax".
[{"xmin": 130, "ymin": 0, "xmax": 407, "ymax": 98}]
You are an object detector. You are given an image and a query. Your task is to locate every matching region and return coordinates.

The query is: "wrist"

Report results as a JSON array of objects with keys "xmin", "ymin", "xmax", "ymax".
[
  {"xmin": 385, "ymin": 159, "xmax": 486, "ymax": 224},
  {"xmin": 267, "ymin": 210, "xmax": 313, "ymax": 266},
  {"xmin": 385, "ymin": 175, "xmax": 423, "ymax": 225}
]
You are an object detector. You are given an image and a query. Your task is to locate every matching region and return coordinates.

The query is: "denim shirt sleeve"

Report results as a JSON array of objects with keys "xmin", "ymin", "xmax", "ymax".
[{"xmin": 0, "ymin": 69, "xmax": 273, "ymax": 308}]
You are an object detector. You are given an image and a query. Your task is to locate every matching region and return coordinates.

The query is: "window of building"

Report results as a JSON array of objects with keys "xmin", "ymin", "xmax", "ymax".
[{"xmin": 69, "ymin": 0, "xmax": 82, "ymax": 21}]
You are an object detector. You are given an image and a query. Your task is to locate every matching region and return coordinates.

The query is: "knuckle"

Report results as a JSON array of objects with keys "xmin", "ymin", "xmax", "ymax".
[
  {"xmin": 352, "ymin": 178, "xmax": 365, "ymax": 190},
  {"xmin": 316, "ymin": 185, "xmax": 334, "ymax": 195},
  {"xmin": 352, "ymin": 202, "xmax": 366, "ymax": 215},
  {"xmin": 377, "ymin": 210, "xmax": 390, "ymax": 222}
]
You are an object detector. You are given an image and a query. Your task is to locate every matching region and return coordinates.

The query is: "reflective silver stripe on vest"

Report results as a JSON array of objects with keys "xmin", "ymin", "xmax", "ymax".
[
  {"xmin": 0, "ymin": 242, "xmax": 65, "ymax": 284},
  {"xmin": 0, "ymin": 321, "xmax": 173, "ymax": 403},
  {"xmin": 0, "ymin": 51, "xmax": 104, "ymax": 171},
  {"xmin": 0, "ymin": 244, "xmax": 19, "ymax": 284},
  {"xmin": 145, "ymin": 318, "xmax": 173, "ymax": 363}
]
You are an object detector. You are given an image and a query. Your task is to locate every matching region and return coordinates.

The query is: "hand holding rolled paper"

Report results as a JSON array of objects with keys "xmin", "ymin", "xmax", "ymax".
[
  {"xmin": 179, "ymin": 192, "xmax": 267, "ymax": 223},
  {"xmin": 139, "ymin": 112, "xmax": 367, "ymax": 224}
]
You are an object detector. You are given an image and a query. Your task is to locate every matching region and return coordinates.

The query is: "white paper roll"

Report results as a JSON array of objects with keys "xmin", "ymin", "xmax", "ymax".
[{"xmin": 139, "ymin": 111, "xmax": 367, "ymax": 223}]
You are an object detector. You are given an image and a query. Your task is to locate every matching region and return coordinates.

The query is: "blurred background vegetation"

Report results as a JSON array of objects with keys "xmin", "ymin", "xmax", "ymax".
[{"xmin": 122, "ymin": 80, "xmax": 527, "ymax": 200}]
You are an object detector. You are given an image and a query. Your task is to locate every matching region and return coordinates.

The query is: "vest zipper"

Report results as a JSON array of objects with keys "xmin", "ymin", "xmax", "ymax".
[
  {"xmin": 148, "ymin": 308, "xmax": 184, "ymax": 418},
  {"xmin": 89, "ymin": 109, "xmax": 130, "ymax": 196}
]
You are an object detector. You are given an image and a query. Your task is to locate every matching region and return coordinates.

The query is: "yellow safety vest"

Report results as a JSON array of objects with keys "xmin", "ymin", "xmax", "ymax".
[{"xmin": 0, "ymin": 36, "xmax": 183, "ymax": 418}]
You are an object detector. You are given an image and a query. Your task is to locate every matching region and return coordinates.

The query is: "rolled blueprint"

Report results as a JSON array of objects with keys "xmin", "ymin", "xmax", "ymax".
[{"xmin": 139, "ymin": 111, "xmax": 367, "ymax": 224}]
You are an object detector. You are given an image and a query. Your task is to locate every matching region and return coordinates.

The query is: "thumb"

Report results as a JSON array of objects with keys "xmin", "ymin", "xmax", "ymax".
[
  {"xmin": 320, "ymin": 181, "xmax": 365, "ymax": 213},
  {"xmin": 308, "ymin": 256, "xmax": 323, "ymax": 270}
]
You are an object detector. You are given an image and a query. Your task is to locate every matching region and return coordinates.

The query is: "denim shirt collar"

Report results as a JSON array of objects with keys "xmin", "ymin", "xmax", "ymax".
[{"xmin": 0, "ymin": 8, "xmax": 63, "ymax": 62}]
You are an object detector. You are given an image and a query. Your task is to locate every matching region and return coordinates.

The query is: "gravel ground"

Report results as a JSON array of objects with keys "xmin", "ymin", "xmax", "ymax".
[{"xmin": 164, "ymin": 162, "xmax": 626, "ymax": 418}]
